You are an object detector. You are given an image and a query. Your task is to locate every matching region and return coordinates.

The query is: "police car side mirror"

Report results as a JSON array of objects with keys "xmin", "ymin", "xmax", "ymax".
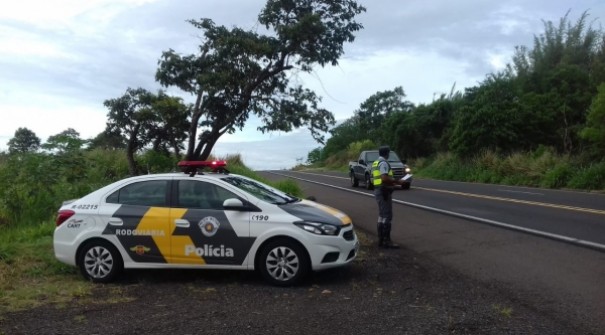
[
  {"xmin": 359, "ymin": 159, "xmax": 365, "ymax": 165},
  {"xmin": 223, "ymin": 198, "xmax": 246, "ymax": 211}
]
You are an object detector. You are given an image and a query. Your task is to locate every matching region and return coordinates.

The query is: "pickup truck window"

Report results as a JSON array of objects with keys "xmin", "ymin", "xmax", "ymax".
[{"xmin": 365, "ymin": 151, "xmax": 402, "ymax": 163}]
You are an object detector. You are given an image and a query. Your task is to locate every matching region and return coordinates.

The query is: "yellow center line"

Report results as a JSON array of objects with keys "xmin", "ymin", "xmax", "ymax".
[{"xmin": 415, "ymin": 187, "xmax": 605, "ymax": 215}]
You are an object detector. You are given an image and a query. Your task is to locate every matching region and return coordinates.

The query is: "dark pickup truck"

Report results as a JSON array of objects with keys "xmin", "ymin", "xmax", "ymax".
[{"xmin": 349, "ymin": 150, "xmax": 412, "ymax": 190}]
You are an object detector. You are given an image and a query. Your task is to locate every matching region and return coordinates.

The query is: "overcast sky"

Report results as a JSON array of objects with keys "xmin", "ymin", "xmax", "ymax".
[{"xmin": 1, "ymin": 0, "xmax": 603, "ymax": 170}]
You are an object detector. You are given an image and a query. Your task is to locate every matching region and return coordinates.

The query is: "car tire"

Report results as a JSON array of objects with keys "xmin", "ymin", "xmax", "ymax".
[
  {"xmin": 365, "ymin": 174, "xmax": 374, "ymax": 190},
  {"xmin": 350, "ymin": 172, "xmax": 359, "ymax": 187},
  {"xmin": 78, "ymin": 239, "xmax": 123, "ymax": 283},
  {"xmin": 258, "ymin": 239, "xmax": 309, "ymax": 286},
  {"xmin": 402, "ymin": 183, "xmax": 411, "ymax": 190}
]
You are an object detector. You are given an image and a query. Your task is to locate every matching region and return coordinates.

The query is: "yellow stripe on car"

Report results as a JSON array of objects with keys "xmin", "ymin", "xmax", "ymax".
[
  {"xmin": 136, "ymin": 207, "xmax": 207, "ymax": 265},
  {"xmin": 167, "ymin": 208, "xmax": 206, "ymax": 265},
  {"xmin": 135, "ymin": 207, "xmax": 173, "ymax": 262},
  {"xmin": 304, "ymin": 200, "xmax": 352, "ymax": 226}
]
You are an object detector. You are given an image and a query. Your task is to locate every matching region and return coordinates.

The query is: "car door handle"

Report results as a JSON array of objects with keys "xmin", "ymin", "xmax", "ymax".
[
  {"xmin": 108, "ymin": 218, "xmax": 123, "ymax": 226},
  {"xmin": 175, "ymin": 219, "xmax": 190, "ymax": 228}
]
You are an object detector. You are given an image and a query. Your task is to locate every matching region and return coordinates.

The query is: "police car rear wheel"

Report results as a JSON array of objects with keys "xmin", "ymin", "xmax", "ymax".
[
  {"xmin": 78, "ymin": 240, "xmax": 123, "ymax": 283},
  {"xmin": 259, "ymin": 239, "xmax": 309, "ymax": 286}
]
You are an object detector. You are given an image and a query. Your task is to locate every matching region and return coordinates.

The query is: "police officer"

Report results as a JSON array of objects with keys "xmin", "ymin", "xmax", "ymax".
[{"xmin": 372, "ymin": 145, "xmax": 406, "ymax": 249}]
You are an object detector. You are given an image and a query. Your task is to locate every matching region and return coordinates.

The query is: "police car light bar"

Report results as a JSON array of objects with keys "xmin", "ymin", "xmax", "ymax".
[
  {"xmin": 178, "ymin": 160, "xmax": 227, "ymax": 168},
  {"xmin": 178, "ymin": 160, "xmax": 228, "ymax": 176}
]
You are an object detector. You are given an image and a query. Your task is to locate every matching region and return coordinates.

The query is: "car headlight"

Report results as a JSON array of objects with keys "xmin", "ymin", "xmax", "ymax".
[
  {"xmin": 294, "ymin": 221, "xmax": 340, "ymax": 236},
  {"xmin": 405, "ymin": 167, "xmax": 411, "ymax": 173}
]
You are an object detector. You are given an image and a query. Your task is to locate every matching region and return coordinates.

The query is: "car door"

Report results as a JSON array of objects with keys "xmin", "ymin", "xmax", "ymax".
[
  {"xmin": 169, "ymin": 179, "xmax": 253, "ymax": 266},
  {"xmin": 101, "ymin": 179, "xmax": 171, "ymax": 264}
]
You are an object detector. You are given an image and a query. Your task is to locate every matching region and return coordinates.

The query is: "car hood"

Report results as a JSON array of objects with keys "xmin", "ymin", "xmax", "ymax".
[{"xmin": 279, "ymin": 199, "xmax": 352, "ymax": 226}]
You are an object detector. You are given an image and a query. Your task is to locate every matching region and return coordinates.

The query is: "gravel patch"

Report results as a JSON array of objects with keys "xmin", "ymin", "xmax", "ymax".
[{"xmin": 0, "ymin": 230, "xmax": 598, "ymax": 335}]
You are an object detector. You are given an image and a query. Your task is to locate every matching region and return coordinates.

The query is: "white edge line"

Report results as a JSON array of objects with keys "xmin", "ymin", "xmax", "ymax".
[{"xmin": 269, "ymin": 172, "xmax": 605, "ymax": 253}]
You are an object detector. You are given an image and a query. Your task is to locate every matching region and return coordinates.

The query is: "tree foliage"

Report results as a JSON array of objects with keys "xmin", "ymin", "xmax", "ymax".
[
  {"xmin": 88, "ymin": 128, "xmax": 126, "ymax": 150},
  {"xmin": 581, "ymin": 83, "xmax": 605, "ymax": 155},
  {"xmin": 449, "ymin": 74, "xmax": 526, "ymax": 156},
  {"xmin": 306, "ymin": 147, "xmax": 323, "ymax": 164},
  {"xmin": 354, "ymin": 86, "xmax": 413, "ymax": 142},
  {"xmin": 156, "ymin": 0, "xmax": 365, "ymax": 161},
  {"xmin": 509, "ymin": 11, "xmax": 603, "ymax": 153},
  {"xmin": 315, "ymin": 10, "xmax": 605, "ymax": 164},
  {"xmin": 42, "ymin": 128, "xmax": 86, "ymax": 154},
  {"xmin": 104, "ymin": 87, "xmax": 156, "ymax": 175},
  {"xmin": 322, "ymin": 118, "xmax": 363, "ymax": 158},
  {"xmin": 103, "ymin": 88, "xmax": 189, "ymax": 175},
  {"xmin": 7, "ymin": 128, "xmax": 41, "ymax": 154},
  {"xmin": 146, "ymin": 92, "xmax": 190, "ymax": 157}
]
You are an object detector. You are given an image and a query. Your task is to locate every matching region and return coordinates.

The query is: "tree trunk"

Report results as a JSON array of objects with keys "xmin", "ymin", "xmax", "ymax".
[
  {"xmin": 186, "ymin": 94, "xmax": 204, "ymax": 160},
  {"xmin": 126, "ymin": 126, "xmax": 139, "ymax": 176}
]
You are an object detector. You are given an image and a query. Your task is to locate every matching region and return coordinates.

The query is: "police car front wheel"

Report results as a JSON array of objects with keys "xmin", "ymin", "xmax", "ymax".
[
  {"xmin": 78, "ymin": 240, "xmax": 123, "ymax": 283},
  {"xmin": 259, "ymin": 239, "xmax": 309, "ymax": 286}
]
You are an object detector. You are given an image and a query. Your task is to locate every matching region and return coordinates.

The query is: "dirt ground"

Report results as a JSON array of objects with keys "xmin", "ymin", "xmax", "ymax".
[{"xmin": 0, "ymin": 230, "xmax": 600, "ymax": 335}]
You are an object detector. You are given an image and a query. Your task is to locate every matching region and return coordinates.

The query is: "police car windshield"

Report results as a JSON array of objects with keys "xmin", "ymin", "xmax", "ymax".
[{"xmin": 222, "ymin": 176, "xmax": 297, "ymax": 205}]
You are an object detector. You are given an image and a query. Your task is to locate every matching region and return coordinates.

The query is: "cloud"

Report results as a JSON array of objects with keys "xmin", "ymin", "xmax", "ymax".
[
  {"xmin": 213, "ymin": 129, "xmax": 321, "ymax": 171},
  {"xmin": 1, "ymin": 0, "xmax": 603, "ymax": 169}
]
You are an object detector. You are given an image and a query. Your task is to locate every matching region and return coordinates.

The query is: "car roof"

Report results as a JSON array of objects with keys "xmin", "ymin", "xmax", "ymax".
[{"xmin": 126, "ymin": 172, "xmax": 235, "ymax": 180}]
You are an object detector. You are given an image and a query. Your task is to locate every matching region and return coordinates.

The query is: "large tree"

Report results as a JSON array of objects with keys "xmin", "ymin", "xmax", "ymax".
[
  {"xmin": 42, "ymin": 128, "xmax": 86, "ymax": 154},
  {"xmin": 104, "ymin": 87, "xmax": 157, "ymax": 175},
  {"xmin": 354, "ymin": 86, "xmax": 413, "ymax": 142},
  {"xmin": 509, "ymin": 11, "xmax": 603, "ymax": 154},
  {"xmin": 449, "ymin": 74, "xmax": 526, "ymax": 157},
  {"xmin": 322, "ymin": 118, "xmax": 363, "ymax": 159},
  {"xmin": 581, "ymin": 83, "xmax": 605, "ymax": 156},
  {"xmin": 7, "ymin": 127, "xmax": 41, "ymax": 154},
  {"xmin": 88, "ymin": 128, "xmax": 126, "ymax": 150},
  {"xmin": 146, "ymin": 92, "xmax": 190, "ymax": 157},
  {"xmin": 156, "ymin": 0, "xmax": 365, "ymax": 161},
  {"xmin": 104, "ymin": 88, "xmax": 189, "ymax": 175}
]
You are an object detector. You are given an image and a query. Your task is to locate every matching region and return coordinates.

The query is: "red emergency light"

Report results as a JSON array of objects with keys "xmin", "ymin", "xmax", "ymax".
[{"xmin": 178, "ymin": 160, "xmax": 229, "ymax": 176}]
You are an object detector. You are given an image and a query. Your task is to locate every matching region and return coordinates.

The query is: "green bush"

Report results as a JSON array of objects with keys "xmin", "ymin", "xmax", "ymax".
[
  {"xmin": 405, "ymin": 150, "xmax": 603, "ymax": 191},
  {"xmin": 567, "ymin": 162, "xmax": 605, "ymax": 190},
  {"xmin": 137, "ymin": 150, "xmax": 180, "ymax": 174},
  {"xmin": 324, "ymin": 151, "xmax": 350, "ymax": 171},
  {"xmin": 83, "ymin": 149, "xmax": 129, "ymax": 185},
  {"xmin": 541, "ymin": 163, "xmax": 573, "ymax": 188},
  {"xmin": 346, "ymin": 140, "xmax": 376, "ymax": 162}
]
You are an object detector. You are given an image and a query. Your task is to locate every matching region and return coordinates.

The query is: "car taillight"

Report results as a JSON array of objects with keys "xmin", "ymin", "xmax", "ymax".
[{"xmin": 56, "ymin": 210, "xmax": 75, "ymax": 227}]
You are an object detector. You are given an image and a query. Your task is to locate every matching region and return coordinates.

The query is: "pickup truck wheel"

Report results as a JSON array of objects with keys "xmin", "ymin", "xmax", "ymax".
[
  {"xmin": 350, "ymin": 172, "xmax": 359, "ymax": 187},
  {"xmin": 365, "ymin": 174, "xmax": 374, "ymax": 190}
]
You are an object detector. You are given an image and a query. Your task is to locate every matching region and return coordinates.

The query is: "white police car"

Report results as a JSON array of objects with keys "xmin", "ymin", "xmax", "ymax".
[{"xmin": 54, "ymin": 161, "xmax": 359, "ymax": 286}]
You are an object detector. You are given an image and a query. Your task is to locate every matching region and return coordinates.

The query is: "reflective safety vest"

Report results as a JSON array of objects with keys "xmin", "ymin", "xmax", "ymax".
[{"xmin": 372, "ymin": 159, "xmax": 393, "ymax": 187}]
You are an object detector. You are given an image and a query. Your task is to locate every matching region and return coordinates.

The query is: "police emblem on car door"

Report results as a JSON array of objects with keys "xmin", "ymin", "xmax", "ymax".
[{"xmin": 169, "ymin": 180, "xmax": 255, "ymax": 265}]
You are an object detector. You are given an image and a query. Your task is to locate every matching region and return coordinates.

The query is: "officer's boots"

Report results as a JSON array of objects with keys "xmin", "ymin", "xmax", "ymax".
[
  {"xmin": 377, "ymin": 223, "xmax": 385, "ymax": 247},
  {"xmin": 381, "ymin": 224, "xmax": 400, "ymax": 249}
]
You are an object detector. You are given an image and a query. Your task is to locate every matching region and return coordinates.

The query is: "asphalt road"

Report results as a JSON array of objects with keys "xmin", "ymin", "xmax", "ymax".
[{"xmin": 260, "ymin": 171, "xmax": 605, "ymax": 330}]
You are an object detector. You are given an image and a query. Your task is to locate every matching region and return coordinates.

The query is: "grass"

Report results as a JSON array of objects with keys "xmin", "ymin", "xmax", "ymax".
[
  {"xmin": 0, "ymin": 221, "xmax": 95, "ymax": 313},
  {"xmin": 305, "ymin": 148, "xmax": 605, "ymax": 192},
  {"xmin": 493, "ymin": 304, "xmax": 513, "ymax": 318},
  {"xmin": 0, "ymin": 154, "xmax": 305, "ymax": 313}
]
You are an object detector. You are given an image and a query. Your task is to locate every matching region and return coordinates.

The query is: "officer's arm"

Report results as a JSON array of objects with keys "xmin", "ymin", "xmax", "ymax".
[
  {"xmin": 380, "ymin": 174, "xmax": 404, "ymax": 186},
  {"xmin": 379, "ymin": 162, "xmax": 404, "ymax": 186}
]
